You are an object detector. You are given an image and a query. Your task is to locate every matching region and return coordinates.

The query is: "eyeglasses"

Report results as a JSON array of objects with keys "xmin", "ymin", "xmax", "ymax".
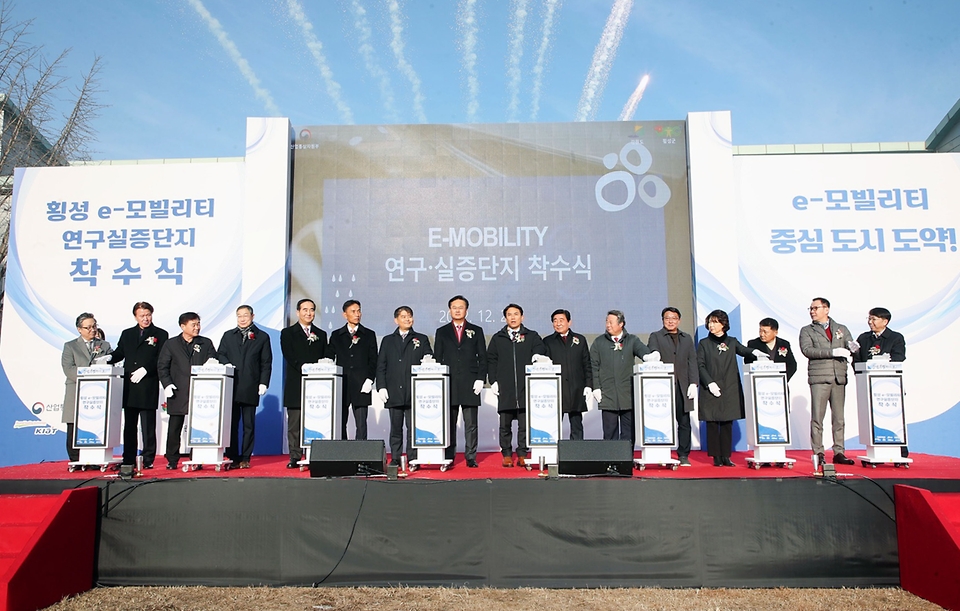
[
  {"xmin": 808, "ymin": 306, "xmax": 825, "ymax": 311},
  {"xmin": 79, "ymin": 325, "xmax": 97, "ymax": 331}
]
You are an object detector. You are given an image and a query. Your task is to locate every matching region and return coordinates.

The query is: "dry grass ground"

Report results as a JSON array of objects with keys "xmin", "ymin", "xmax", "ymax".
[{"xmin": 42, "ymin": 586, "xmax": 943, "ymax": 611}]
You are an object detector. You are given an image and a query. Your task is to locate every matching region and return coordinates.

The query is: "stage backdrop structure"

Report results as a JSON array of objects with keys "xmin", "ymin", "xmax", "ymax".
[
  {"xmin": 1, "ymin": 113, "xmax": 958, "ymax": 467},
  {"xmin": 0, "ymin": 118, "xmax": 290, "ymax": 467}
]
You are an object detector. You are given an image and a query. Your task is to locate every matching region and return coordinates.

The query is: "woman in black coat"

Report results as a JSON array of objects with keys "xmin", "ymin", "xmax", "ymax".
[{"xmin": 697, "ymin": 309, "xmax": 755, "ymax": 467}]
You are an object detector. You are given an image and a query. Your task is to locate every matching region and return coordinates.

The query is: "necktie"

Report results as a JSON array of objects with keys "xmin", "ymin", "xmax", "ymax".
[
  {"xmin": 455, "ymin": 325, "xmax": 463, "ymax": 342},
  {"xmin": 561, "ymin": 334, "xmax": 567, "ymax": 344}
]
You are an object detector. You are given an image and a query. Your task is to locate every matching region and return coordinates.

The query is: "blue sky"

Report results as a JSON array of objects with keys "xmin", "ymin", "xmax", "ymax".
[{"xmin": 9, "ymin": 0, "xmax": 959, "ymax": 160}]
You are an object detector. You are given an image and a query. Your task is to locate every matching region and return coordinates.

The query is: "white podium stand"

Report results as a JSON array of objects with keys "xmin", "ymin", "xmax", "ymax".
[
  {"xmin": 298, "ymin": 362, "xmax": 343, "ymax": 471},
  {"xmin": 525, "ymin": 362, "xmax": 562, "ymax": 470},
  {"xmin": 410, "ymin": 362, "xmax": 452, "ymax": 472},
  {"xmin": 182, "ymin": 363, "xmax": 235, "ymax": 472},
  {"xmin": 743, "ymin": 361, "xmax": 796, "ymax": 469},
  {"xmin": 633, "ymin": 362, "xmax": 679, "ymax": 470},
  {"xmin": 854, "ymin": 361, "xmax": 911, "ymax": 468},
  {"xmin": 69, "ymin": 365, "xmax": 124, "ymax": 472}
]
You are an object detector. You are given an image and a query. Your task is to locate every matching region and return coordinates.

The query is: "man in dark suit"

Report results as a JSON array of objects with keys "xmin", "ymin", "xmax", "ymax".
[
  {"xmin": 542, "ymin": 309, "xmax": 592, "ymax": 441},
  {"xmin": 646, "ymin": 307, "xmax": 697, "ymax": 466},
  {"xmin": 109, "ymin": 301, "xmax": 169, "ymax": 469},
  {"xmin": 854, "ymin": 307, "xmax": 908, "ymax": 458},
  {"xmin": 157, "ymin": 312, "xmax": 217, "ymax": 470},
  {"xmin": 217, "ymin": 305, "xmax": 272, "ymax": 469},
  {"xmin": 279, "ymin": 298, "xmax": 328, "ymax": 468},
  {"xmin": 377, "ymin": 306, "xmax": 433, "ymax": 466},
  {"xmin": 328, "ymin": 299, "xmax": 378, "ymax": 440},
  {"xmin": 434, "ymin": 295, "xmax": 486, "ymax": 467},
  {"xmin": 488, "ymin": 303, "xmax": 547, "ymax": 468},
  {"xmin": 743, "ymin": 317, "xmax": 798, "ymax": 381}
]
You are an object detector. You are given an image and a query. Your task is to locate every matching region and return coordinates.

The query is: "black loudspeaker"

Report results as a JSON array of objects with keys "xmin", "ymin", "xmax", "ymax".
[
  {"xmin": 557, "ymin": 440, "xmax": 634, "ymax": 476},
  {"xmin": 309, "ymin": 440, "xmax": 386, "ymax": 477}
]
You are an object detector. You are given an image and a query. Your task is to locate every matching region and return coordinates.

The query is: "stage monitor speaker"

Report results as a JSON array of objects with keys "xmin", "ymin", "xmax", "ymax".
[
  {"xmin": 557, "ymin": 440, "xmax": 633, "ymax": 476},
  {"xmin": 309, "ymin": 440, "xmax": 386, "ymax": 477}
]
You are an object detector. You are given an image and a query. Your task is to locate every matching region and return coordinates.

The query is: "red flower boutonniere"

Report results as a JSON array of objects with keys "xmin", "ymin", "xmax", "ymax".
[
  {"xmin": 247, "ymin": 331, "xmax": 255, "ymax": 341},
  {"xmin": 515, "ymin": 334, "xmax": 525, "ymax": 343},
  {"xmin": 718, "ymin": 343, "xmax": 728, "ymax": 352},
  {"xmin": 146, "ymin": 336, "xmax": 157, "ymax": 346},
  {"xmin": 351, "ymin": 335, "xmax": 359, "ymax": 345},
  {"xmin": 465, "ymin": 329, "xmax": 475, "ymax": 339},
  {"xmin": 306, "ymin": 332, "xmax": 318, "ymax": 344},
  {"xmin": 193, "ymin": 344, "xmax": 201, "ymax": 353},
  {"xmin": 777, "ymin": 346, "xmax": 788, "ymax": 357},
  {"xmin": 412, "ymin": 338, "xmax": 421, "ymax": 349},
  {"xmin": 572, "ymin": 337, "xmax": 580, "ymax": 346},
  {"xmin": 613, "ymin": 340, "xmax": 623, "ymax": 351},
  {"xmin": 869, "ymin": 345, "xmax": 881, "ymax": 356}
]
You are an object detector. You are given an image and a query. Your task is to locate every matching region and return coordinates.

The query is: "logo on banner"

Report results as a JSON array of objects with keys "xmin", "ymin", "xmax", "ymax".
[{"xmin": 595, "ymin": 141, "xmax": 672, "ymax": 212}]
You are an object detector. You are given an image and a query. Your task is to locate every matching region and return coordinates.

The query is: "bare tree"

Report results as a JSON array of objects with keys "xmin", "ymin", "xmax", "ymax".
[{"xmin": 0, "ymin": 0, "xmax": 105, "ymax": 328}]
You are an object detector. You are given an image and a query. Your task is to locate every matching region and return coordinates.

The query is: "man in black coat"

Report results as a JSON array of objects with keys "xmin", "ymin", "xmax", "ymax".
[
  {"xmin": 279, "ymin": 298, "xmax": 328, "ymax": 468},
  {"xmin": 853, "ymin": 307, "xmax": 908, "ymax": 458},
  {"xmin": 434, "ymin": 295, "xmax": 487, "ymax": 467},
  {"xmin": 743, "ymin": 317, "xmax": 798, "ymax": 381},
  {"xmin": 542, "ymin": 309, "xmax": 592, "ymax": 441},
  {"xmin": 157, "ymin": 312, "xmax": 217, "ymax": 470},
  {"xmin": 646, "ymin": 307, "xmax": 697, "ymax": 465},
  {"xmin": 217, "ymin": 305, "xmax": 273, "ymax": 469},
  {"xmin": 109, "ymin": 301, "xmax": 169, "ymax": 469},
  {"xmin": 328, "ymin": 299, "xmax": 378, "ymax": 440},
  {"xmin": 376, "ymin": 306, "xmax": 433, "ymax": 466},
  {"xmin": 488, "ymin": 303, "xmax": 546, "ymax": 468}
]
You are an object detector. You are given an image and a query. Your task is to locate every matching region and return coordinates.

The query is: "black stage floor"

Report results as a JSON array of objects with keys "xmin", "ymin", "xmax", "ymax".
[{"xmin": 4, "ymin": 474, "xmax": 960, "ymax": 588}]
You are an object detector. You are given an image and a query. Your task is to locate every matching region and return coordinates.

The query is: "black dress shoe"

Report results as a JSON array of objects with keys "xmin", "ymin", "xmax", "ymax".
[
  {"xmin": 143, "ymin": 463, "xmax": 154, "ymax": 470},
  {"xmin": 466, "ymin": 459, "xmax": 478, "ymax": 468},
  {"xmin": 166, "ymin": 464, "xmax": 177, "ymax": 470},
  {"xmin": 722, "ymin": 458, "xmax": 736, "ymax": 467},
  {"xmin": 713, "ymin": 456, "xmax": 722, "ymax": 467},
  {"xmin": 286, "ymin": 462, "xmax": 298, "ymax": 469},
  {"xmin": 833, "ymin": 452, "xmax": 855, "ymax": 465}
]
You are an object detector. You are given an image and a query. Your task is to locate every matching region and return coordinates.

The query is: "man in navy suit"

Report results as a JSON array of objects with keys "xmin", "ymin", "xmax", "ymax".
[
  {"xmin": 377, "ymin": 306, "xmax": 433, "ymax": 466},
  {"xmin": 217, "ymin": 305, "xmax": 272, "ymax": 469},
  {"xmin": 434, "ymin": 295, "xmax": 487, "ymax": 467},
  {"xmin": 328, "ymin": 300, "xmax": 378, "ymax": 440},
  {"xmin": 279, "ymin": 298, "xmax": 328, "ymax": 468},
  {"xmin": 109, "ymin": 301, "xmax": 169, "ymax": 469}
]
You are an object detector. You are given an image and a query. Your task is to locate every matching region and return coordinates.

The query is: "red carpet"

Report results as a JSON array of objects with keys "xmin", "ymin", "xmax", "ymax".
[
  {"xmin": 0, "ymin": 450, "xmax": 953, "ymax": 481},
  {"xmin": 895, "ymin": 485, "xmax": 960, "ymax": 611}
]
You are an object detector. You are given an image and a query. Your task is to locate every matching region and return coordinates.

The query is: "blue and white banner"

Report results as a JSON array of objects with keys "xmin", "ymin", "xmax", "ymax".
[
  {"xmin": 527, "ymin": 377, "xmax": 561, "ymax": 446},
  {"xmin": 413, "ymin": 378, "xmax": 446, "ymax": 447},
  {"xmin": 302, "ymin": 378, "xmax": 335, "ymax": 443},
  {"xmin": 188, "ymin": 379, "xmax": 225, "ymax": 446}
]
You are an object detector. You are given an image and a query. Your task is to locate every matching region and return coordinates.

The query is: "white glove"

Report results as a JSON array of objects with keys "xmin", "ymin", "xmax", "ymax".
[
  {"xmin": 708, "ymin": 382, "xmax": 721, "ymax": 397},
  {"xmin": 752, "ymin": 349, "xmax": 770, "ymax": 360},
  {"xmin": 130, "ymin": 367, "xmax": 147, "ymax": 383},
  {"xmin": 164, "ymin": 384, "xmax": 176, "ymax": 399},
  {"xmin": 872, "ymin": 353, "xmax": 891, "ymax": 361},
  {"xmin": 361, "ymin": 378, "xmax": 373, "ymax": 393},
  {"xmin": 847, "ymin": 340, "xmax": 861, "ymax": 353},
  {"xmin": 318, "ymin": 357, "xmax": 334, "ymax": 364},
  {"xmin": 258, "ymin": 384, "xmax": 267, "ymax": 396},
  {"xmin": 532, "ymin": 354, "xmax": 551, "ymax": 364},
  {"xmin": 642, "ymin": 351, "xmax": 661, "ymax": 362},
  {"xmin": 832, "ymin": 347, "xmax": 851, "ymax": 359},
  {"xmin": 583, "ymin": 387, "xmax": 593, "ymax": 399},
  {"xmin": 473, "ymin": 380, "xmax": 483, "ymax": 395},
  {"xmin": 204, "ymin": 357, "xmax": 219, "ymax": 365},
  {"xmin": 687, "ymin": 384, "xmax": 697, "ymax": 400},
  {"xmin": 378, "ymin": 388, "xmax": 389, "ymax": 403},
  {"xmin": 592, "ymin": 388, "xmax": 602, "ymax": 403},
  {"xmin": 490, "ymin": 382, "xmax": 499, "ymax": 396},
  {"xmin": 94, "ymin": 355, "xmax": 111, "ymax": 364},
  {"xmin": 420, "ymin": 354, "xmax": 437, "ymax": 364}
]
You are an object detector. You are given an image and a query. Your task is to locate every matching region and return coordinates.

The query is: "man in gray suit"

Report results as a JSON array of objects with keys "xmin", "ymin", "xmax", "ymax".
[
  {"xmin": 799, "ymin": 297, "xmax": 856, "ymax": 466},
  {"xmin": 61, "ymin": 313, "xmax": 112, "ymax": 462}
]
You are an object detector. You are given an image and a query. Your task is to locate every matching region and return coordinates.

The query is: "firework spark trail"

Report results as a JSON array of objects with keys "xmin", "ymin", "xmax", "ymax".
[
  {"xmin": 618, "ymin": 74, "xmax": 649, "ymax": 121},
  {"xmin": 349, "ymin": 0, "xmax": 399, "ymax": 122},
  {"xmin": 457, "ymin": 0, "xmax": 481, "ymax": 122},
  {"xmin": 186, "ymin": 0, "xmax": 280, "ymax": 115},
  {"xmin": 287, "ymin": 0, "xmax": 354, "ymax": 124},
  {"xmin": 530, "ymin": 0, "xmax": 560, "ymax": 120},
  {"xmin": 506, "ymin": 0, "xmax": 529, "ymax": 122},
  {"xmin": 387, "ymin": 0, "xmax": 427, "ymax": 123},
  {"xmin": 575, "ymin": 0, "xmax": 633, "ymax": 122}
]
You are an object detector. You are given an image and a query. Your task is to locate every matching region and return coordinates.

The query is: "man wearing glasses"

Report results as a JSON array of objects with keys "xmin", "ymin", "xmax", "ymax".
[{"xmin": 799, "ymin": 297, "xmax": 856, "ymax": 466}]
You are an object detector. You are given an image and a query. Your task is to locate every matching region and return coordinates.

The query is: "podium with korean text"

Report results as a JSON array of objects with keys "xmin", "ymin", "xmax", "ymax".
[
  {"xmin": 69, "ymin": 365, "xmax": 124, "ymax": 472},
  {"xmin": 854, "ymin": 360, "xmax": 911, "ymax": 468},
  {"xmin": 298, "ymin": 362, "xmax": 343, "ymax": 470},
  {"xmin": 525, "ymin": 362, "xmax": 562, "ymax": 468},
  {"xmin": 633, "ymin": 362, "xmax": 679, "ymax": 470},
  {"xmin": 182, "ymin": 363, "xmax": 234, "ymax": 472},
  {"xmin": 410, "ymin": 362, "xmax": 451, "ymax": 471},
  {"xmin": 743, "ymin": 361, "xmax": 796, "ymax": 469}
]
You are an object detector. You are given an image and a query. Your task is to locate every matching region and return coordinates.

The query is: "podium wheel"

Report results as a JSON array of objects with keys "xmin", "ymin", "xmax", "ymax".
[{"xmin": 787, "ymin": 463, "xmax": 794, "ymax": 469}]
